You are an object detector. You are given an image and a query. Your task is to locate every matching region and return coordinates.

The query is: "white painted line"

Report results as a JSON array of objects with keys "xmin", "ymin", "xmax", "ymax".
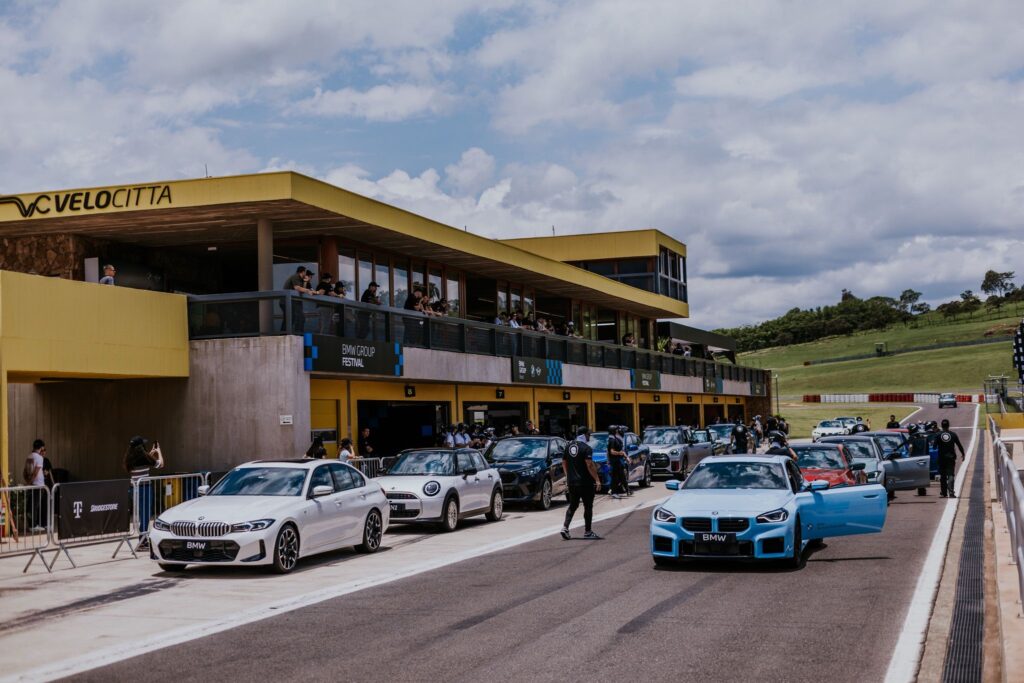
[
  {"xmin": 883, "ymin": 403, "xmax": 979, "ymax": 683},
  {"xmin": 8, "ymin": 497, "xmax": 662, "ymax": 683},
  {"xmin": 899, "ymin": 405, "xmax": 924, "ymax": 425}
]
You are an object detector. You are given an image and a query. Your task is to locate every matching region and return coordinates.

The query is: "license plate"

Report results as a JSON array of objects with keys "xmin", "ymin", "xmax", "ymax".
[
  {"xmin": 390, "ymin": 503, "xmax": 404, "ymax": 512},
  {"xmin": 697, "ymin": 532, "xmax": 735, "ymax": 544}
]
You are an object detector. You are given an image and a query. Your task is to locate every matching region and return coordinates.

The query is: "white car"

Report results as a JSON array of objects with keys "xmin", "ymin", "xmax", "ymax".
[
  {"xmin": 835, "ymin": 416, "xmax": 858, "ymax": 430},
  {"xmin": 379, "ymin": 448, "xmax": 503, "ymax": 531},
  {"xmin": 150, "ymin": 459, "xmax": 389, "ymax": 574},
  {"xmin": 811, "ymin": 420, "xmax": 849, "ymax": 441}
]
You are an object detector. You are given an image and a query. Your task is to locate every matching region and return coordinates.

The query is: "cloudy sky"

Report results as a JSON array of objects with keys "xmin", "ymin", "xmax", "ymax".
[{"xmin": 2, "ymin": 0, "xmax": 1022, "ymax": 328}]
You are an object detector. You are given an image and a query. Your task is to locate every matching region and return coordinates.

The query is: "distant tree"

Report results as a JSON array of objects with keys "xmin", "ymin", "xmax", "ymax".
[
  {"xmin": 840, "ymin": 288, "xmax": 857, "ymax": 302},
  {"xmin": 981, "ymin": 270, "xmax": 1016, "ymax": 298},
  {"xmin": 960, "ymin": 290, "xmax": 982, "ymax": 316},
  {"xmin": 911, "ymin": 302, "xmax": 931, "ymax": 315},
  {"xmin": 898, "ymin": 289, "xmax": 922, "ymax": 313},
  {"xmin": 937, "ymin": 301, "xmax": 962, "ymax": 320},
  {"xmin": 985, "ymin": 294, "xmax": 1005, "ymax": 312}
]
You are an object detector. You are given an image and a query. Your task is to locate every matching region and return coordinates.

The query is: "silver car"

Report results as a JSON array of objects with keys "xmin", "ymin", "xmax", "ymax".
[
  {"xmin": 818, "ymin": 435, "xmax": 887, "ymax": 488},
  {"xmin": 378, "ymin": 448, "xmax": 503, "ymax": 532},
  {"xmin": 642, "ymin": 426, "xmax": 716, "ymax": 480}
]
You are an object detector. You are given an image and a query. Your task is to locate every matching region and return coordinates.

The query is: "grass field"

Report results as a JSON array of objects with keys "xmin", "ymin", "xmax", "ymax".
[
  {"xmin": 777, "ymin": 402, "xmax": 918, "ymax": 440},
  {"xmin": 739, "ymin": 310, "xmax": 1019, "ymax": 396}
]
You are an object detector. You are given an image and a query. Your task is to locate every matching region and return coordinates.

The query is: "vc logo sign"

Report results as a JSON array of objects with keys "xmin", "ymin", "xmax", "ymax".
[{"xmin": 73, "ymin": 501, "xmax": 84, "ymax": 519}]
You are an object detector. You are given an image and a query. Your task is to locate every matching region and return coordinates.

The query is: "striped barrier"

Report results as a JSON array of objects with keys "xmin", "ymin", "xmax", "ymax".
[{"xmin": 802, "ymin": 393, "xmax": 984, "ymax": 404}]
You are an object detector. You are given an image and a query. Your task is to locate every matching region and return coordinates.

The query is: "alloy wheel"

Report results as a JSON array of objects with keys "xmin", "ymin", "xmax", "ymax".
[
  {"xmin": 365, "ymin": 511, "xmax": 382, "ymax": 551},
  {"xmin": 278, "ymin": 526, "xmax": 299, "ymax": 571}
]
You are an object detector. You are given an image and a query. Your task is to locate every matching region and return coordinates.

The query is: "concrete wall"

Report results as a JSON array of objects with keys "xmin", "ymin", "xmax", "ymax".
[
  {"xmin": 403, "ymin": 348, "xmax": 510, "ymax": 384},
  {"xmin": 7, "ymin": 336, "xmax": 309, "ymax": 481}
]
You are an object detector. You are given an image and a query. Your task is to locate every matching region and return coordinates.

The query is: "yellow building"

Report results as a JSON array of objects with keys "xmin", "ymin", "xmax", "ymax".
[{"xmin": 0, "ymin": 172, "xmax": 770, "ymax": 479}]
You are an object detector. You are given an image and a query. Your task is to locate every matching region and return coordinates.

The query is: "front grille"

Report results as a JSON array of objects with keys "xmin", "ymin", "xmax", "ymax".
[
  {"xmin": 499, "ymin": 471, "xmax": 518, "ymax": 484},
  {"xmin": 504, "ymin": 485, "xmax": 524, "ymax": 497},
  {"xmin": 717, "ymin": 518, "xmax": 749, "ymax": 533},
  {"xmin": 170, "ymin": 521, "xmax": 230, "ymax": 537},
  {"xmin": 390, "ymin": 509, "xmax": 419, "ymax": 519},
  {"xmin": 680, "ymin": 540, "xmax": 754, "ymax": 557},
  {"xmin": 651, "ymin": 454, "xmax": 669, "ymax": 468},
  {"xmin": 158, "ymin": 539, "xmax": 239, "ymax": 562},
  {"xmin": 681, "ymin": 517, "xmax": 712, "ymax": 532},
  {"xmin": 653, "ymin": 536, "xmax": 674, "ymax": 553},
  {"xmin": 386, "ymin": 492, "xmax": 417, "ymax": 500}
]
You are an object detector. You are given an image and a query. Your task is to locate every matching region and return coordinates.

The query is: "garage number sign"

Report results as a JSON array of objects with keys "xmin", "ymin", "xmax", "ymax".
[
  {"xmin": 512, "ymin": 357, "xmax": 563, "ymax": 385},
  {"xmin": 630, "ymin": 369, "xmax": 661, "ymax": 391},
  {"xmin": 304, "ymin": 335, "xmax": 403, "ymax": 376}
]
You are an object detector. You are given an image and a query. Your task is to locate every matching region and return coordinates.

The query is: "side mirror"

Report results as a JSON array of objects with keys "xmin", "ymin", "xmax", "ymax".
[
  {"xmin": 850, "ymin": 462, "xmax": 866, "ymax": 471},
  {"xmin": 462, "ymin": 467, "xmax": 478, "ymax": 477},
  {"xmin": 311, "ymin": 484, "xmax": 334, "ymax": 498},
  {"xmin": 197, "ymin": 485, "xmax": 210, "ymax": 496},
  {"xmin": 665, "ymin": 480, "xmax": 681, "ymax": 491},
  {"xmin": 808, "ymin": 480, "xmax": 829, "ymax": 491}
]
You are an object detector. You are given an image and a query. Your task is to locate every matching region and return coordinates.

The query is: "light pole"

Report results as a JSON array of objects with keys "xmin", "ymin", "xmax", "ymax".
[{"xmin": 773, "ymin": 374, "xmax": 780, "ymax": 416}]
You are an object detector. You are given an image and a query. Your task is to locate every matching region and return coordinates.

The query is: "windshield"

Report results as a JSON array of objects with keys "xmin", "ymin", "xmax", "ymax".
[
  {"xmin": 707, "ymin": 425, "xmax": 733, "ymax": 440},
  {"xmin": 386, "ymin": 451, "xmax": 456, "ymax": 476},
  {"xmin": 692, "ymin": 430, "xmax": 710, "ymax": 443},
  {"xmin": 486, "ymin": 438, "xmax": 548, "ymax": 461},
  {"xmin": 683, "ymin": 461, "xmax": 789, "ymax": 490},
  {"xmin": 818, "ymin": 420, "xmax": 842, "ymax": 428},
  {"xmin": 587, "ymin": 433, "xmax": 609, "ymax": 452},
  {"xmin": 643, "ymin": 429, "xmax": 680, "ymax": 445},
  {"xmin": 872, "ymin": 434, "xmax": 906, "ymax": 451},
  {"xmin": 209, "ymin": 467, "xmax": 307, "ymax": 496},
  {"xmin": 794, "ymin": 447, "xmax": 847, "ymax": 469},
  {"xmin": 836, "ymin": 441, "xmax": 876, "ymax": 460},
  {"xmin": 941, "ymin": 393, "xmax": 955, "ymax": 399}
]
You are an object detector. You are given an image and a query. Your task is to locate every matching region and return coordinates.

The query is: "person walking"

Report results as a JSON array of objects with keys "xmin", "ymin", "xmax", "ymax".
[
  {"xmin": 936, "ymin": 418, "xmax": 966, "ymax": 498},
  {"xmin": 729, "ymin": 422, "xmax": 750, "ymax": 454},
  {"xmin": 607, "ymin": 426, "xmax": 628, "ymax": 499},
  {"xmin": 560, "ymin": 426, "xmax": 602, "ymax": 540}
]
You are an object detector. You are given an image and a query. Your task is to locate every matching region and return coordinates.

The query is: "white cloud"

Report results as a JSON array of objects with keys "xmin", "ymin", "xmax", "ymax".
[{"xmin": 295, "ymin": 84, "xmax": 452, "ymax": 121}]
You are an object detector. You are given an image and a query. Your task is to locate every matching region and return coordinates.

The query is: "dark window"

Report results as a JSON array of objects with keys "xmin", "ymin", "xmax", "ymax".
[
  {"xmin": 328, "ymin": 463, "xmax": 358, "ymax": 491},
  {"xmin": 586, "ymin": 261, "xmax": 616, "ymax": 276},
  {"xmin": 471, "ymin": 452, "xmax": 488, "ymax": 471},
  {"xmin": 457, "ymin": 451, "xmax": 474, "ymax": 472},
  {"xmin": 309, "ymin": 466, "xmax": 333, "ymax": 493},
  {"xmin": 617, "ymin": 258, "xmax": 650, "ymax": 274}
]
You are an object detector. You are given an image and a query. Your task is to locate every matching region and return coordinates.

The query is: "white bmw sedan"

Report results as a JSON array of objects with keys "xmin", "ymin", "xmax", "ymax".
[
  {"xmin": 150, "ymin": 459, "xmax": 389, "ymax": 574},
  {"xmin": 380, "ymin": 448, "xmax": 503, "ymax": 532}
]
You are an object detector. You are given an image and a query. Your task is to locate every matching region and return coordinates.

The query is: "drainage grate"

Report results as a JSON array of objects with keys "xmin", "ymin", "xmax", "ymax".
[{"xmin": 941, "ymin": 438, "xmax": 984, "ymax": 683}]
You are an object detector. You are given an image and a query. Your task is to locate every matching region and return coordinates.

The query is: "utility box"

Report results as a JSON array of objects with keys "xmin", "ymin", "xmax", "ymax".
[{"xmin": 875, "ymin": 342, "xmax": 887, "ymax": 356}]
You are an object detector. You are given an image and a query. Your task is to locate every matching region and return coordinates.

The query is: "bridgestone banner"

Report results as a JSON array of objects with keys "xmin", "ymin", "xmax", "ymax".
[{"xmin": 57, "ymin": 480, "xmax": 132, "ymax": 540}]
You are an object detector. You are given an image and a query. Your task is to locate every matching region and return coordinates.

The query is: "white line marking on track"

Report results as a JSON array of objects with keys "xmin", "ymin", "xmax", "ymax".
[
  {"xmin": 883, "ymin": 403, "xmax": 979, "ymax": 683},
  {"xmin": 7, "ymin": 497, "xmax": 662, "ymax": 683}
]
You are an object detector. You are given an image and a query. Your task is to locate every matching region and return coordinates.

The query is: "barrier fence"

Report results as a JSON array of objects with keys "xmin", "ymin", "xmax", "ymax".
[
  {"xmin": 134, "ymin": 473, "xmax": 205, "ymax": 548},
  {"xmin": 990, "ymin": 416, "xmax": 1024, "ymax": 615},
  {"xmin": 48, "ymin": 479, "xmax": 137, "ymax": 570},
  {"xmin": 0, "ymin": 484, "xmax": 52, "ymax": 572},
  {"xmin": 803, "ymin": 392, "xmax": 985, "ymax": 404}
]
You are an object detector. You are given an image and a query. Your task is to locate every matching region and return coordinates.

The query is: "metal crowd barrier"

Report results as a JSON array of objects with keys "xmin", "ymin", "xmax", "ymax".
[
  {"xmin": 134, "ymin": 473, "xmax": 205, "ymax": 548},
  {"xmin": 0, "ymin": 484, "xmax": 52, "ymax": 572},
  {"xmin": 348, "ymin": 457, "xmax": 386, "ymax": 478},
  {"xmin": 47, "ymin": 479, "xmax": 138, "ymax": 570},
  {"xmin": 990, "ymin": 417, "xmax": 1024, "ymax": 614}
]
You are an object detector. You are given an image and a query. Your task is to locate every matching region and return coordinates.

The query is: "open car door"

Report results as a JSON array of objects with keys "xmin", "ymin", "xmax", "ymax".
[
  {"xmin": 884, "ymin": 454, "xmax": 931, "ymax": 489},
  {"xmin": 798, "ymin": 483, "xmax": 887, "ymax": 540}
]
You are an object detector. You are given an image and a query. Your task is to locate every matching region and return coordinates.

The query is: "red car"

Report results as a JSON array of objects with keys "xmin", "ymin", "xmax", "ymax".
[{"xmin": 791, "ymin": 443, "xmax": 866, "ymax": 487}]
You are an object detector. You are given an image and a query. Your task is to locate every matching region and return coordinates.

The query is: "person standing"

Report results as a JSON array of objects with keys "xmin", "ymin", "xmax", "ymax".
[
  {"xmin": 22, "ymin": 440, "xmax": 46, "ymax": 532},
  {"xmin": 358, "ymin": 427, "xmax": 375, "ymax": 458},
  {"xmin": 454, "ymin": 424, "xmax": 470, "ymax": 447},
  {"xmin": 282, "ymin": 266, "xmax": 312, "ymax": 333},
  {"xmin": 607, "ymin": 426, "xmax": 628, "ymax": 499},
  {"xmin": 99, "ymin": 264, "xmax": 116, "ymax": 285},
  {"xmin": 123, "ymin": 436, "xmax": 164, "ymax": 549},
  {"xmin": 357, "ymin": 281, "xmax": 381, "ymax": 339},
  {"xmin": 560, "ymin": 426, "xmax": 602, "ymax": 540},
  {"xmin": 443, "ymin": 425, "xmax": 455, "ymax": 448},
  {"xmin": 936, "ymin": 419, "xmax": 965, "ymax": 498},
  {"xmin": 729, "ymin": 422, "xmax": 750, "ymax": 454},
  {"xmin": 886, "ymin": 414, "xmax": 901, "ymax": 429},
  {"xmin": 339, "ymin": 438, "xmax": 355, "ymax": 461}
]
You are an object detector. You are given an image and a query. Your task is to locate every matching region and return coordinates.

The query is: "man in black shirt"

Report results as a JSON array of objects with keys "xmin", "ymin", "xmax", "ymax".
[
  {"xmin": 886, "ymin": 415, "xmax": 901, "ymax": 429},
  {"xmin": 729, "ymin": 423, "xmax": 750, "ymax": 454},
  {"xmin": 561, "ymin": 426, "xmax": 602, "ymax": 540},
  {"xmin": 936, "ymin": 418, "xmax": 965, "ymax": 498},
  {"xmin": 358, "ymin": 427, "xmax": 374, "ymax": 458},
  {"xmin": 765, "ymin": 434, "xmax": 797, "ymax": 460},
  {"xmin": 607, "ymin": 426, "xmax": 628, "ymax": 499},
  {"xmin": 281, "ymin": 266, "xmax": 311, "ymax": 332},
  {"xmin": 357, "ymin": 281, "xmax": 380, "ymax": 338}
]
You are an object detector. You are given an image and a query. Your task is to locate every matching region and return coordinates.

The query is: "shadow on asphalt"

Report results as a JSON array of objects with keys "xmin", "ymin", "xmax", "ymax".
[{"xmin": 649, "ymin": 540, "xmax": 890, "ymax": 573}]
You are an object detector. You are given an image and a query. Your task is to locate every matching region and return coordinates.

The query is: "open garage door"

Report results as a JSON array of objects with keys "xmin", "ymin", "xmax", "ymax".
[
  {"xmin": 727, "ymin": 404, "xmax": 746, "ymax": 424},
  {"xmin": 595, "ymin": 403, "xmax": 634, "ymax": 431},
  {"xmin": 538, "ymin": 403, "xmax": 588, "ymax": 439},
  {"xmin": 638, "ymin": 404, "xmax": 670, "ymax": 430},
  {"xmin": 675, "ymin": 404, "xmax": 701, "ymax": 427},
  {"xmin": 703, "ymin": 403, "xmax": 725, "ymax": 426},
  {"xmin": 463, "ymin": 402, "xmax": 529, "ymax": 435},
  {"xmin": 357, "ymin": 400, "xmax": 450, "ymax": 457}
]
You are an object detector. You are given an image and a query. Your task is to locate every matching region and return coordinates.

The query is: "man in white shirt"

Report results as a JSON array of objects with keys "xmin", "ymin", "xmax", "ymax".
[
  {"xmin": 23, "ymin": 439, "xmax": 46, "ymax": 531},
  {"xmin": 454, "ymin": 424, "xmax": 470, "ymax": 447}
]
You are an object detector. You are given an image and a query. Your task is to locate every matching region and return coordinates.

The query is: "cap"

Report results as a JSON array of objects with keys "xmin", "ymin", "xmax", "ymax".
[
  {"xmin": 369, "ymin": 281, "xmax": 380, "ymax": 287},
  {"xmin": 576, "ymin": 425, "xmax": 591, "ymax": 437}
]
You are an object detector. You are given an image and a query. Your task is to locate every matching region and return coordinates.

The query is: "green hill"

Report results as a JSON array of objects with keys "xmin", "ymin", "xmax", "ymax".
[{"xmin": 739, "ymin": 310, "xmax": 1020, "ymax": 396}]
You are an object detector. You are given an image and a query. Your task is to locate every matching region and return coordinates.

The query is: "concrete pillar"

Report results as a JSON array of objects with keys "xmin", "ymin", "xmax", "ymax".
[
  {"xmin": 320, "ymin": 237, "xmax": 339, "ymax": 281},
  {"xmin": 257, "ymin": 218, "xmax": 273, "ymax": 334}
]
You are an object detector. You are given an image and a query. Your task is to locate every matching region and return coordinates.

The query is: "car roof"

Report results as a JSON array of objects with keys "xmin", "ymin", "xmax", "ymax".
[
  {"xmin": 244, "ymin": 459, "xmax": 321, "ymax": 468},
  {"xmin": 819, "ymin": 435, "xmax": 873, "ymax": 441},
  {"xmin": 643, "ymin": 425, "xmax": 682, "ymax": 430},
  {"xmin": 494, "ymin": 435, "xmax": 560, "ymax": 441},
  {"xmin": 792, "ymin": 442, "xmax": 841, "ymax": 450},
  {"xmin": 399, "ymin": 447, "xmax": 481, "ymax": 453},
  {"xmin": 699, "ymin": 455, "xmax": 791, "ymax": 465}
]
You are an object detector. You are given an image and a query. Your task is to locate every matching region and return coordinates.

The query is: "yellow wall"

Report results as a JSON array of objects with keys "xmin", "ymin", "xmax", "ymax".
[
  {"xmin": 501, "ymin": 229, "xmax": 688, "ymax": 262},
  {"xmin": 994, "ymin": 413, "xmax": 1024, "ymax": 429},
  {"xmin": 1, "ymin": 270, "xmax": 189, "ymax": 481}
]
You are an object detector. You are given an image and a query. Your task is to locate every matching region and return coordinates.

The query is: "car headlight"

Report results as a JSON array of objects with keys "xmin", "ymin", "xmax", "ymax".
[
  {"xmin": 521, "ymin": 466, "xmax": 542, "ymax": 478},
  {"xmin": 653, "ymin": 507, "xmax": 677, "ymax": 523},
  {"xmin": 423, "ymin": 480, "xmax": 441, "ymax": 496},
  {"xmin": 152, "ymin": 517, "xmax": 170, "ymax": 532},
  {"xmin": 669, "ymin": 449, "xmax": 679, "ymax": 456},
  {"xmin": 755, "ymin": 509, "xmax": 788, "ymax": 524},
  {"xmin": 230, "ymin": 519, "xmax": 275, "ymax": 533}
]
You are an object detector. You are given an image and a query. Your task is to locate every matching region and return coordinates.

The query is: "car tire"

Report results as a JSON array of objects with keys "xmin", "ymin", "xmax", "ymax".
[
  {"xmin": 438, "ymin": 495, "xmax": 459, "ymax": 532},
  {"xmin": 271, "ymin": 524, "xmax": 300, "ymax": 574},
  {"xmin": 536, "ymin": 478, "xmax": 553, "ymax": 510},
  {"xmin": 158, "ymin": 562, "xmax": 186, "ymax": 572},
  {"xmin": 675, "ymin": 456, "xmax": 688, "ymax": 481},
  {"xmin": 786, "ymin": 517, "xmax": 803, "ymax": 569},
  {"xmin": 486, "ymin": 488, "xmax": 504, "ymax": 521},
  {"xmin": 356, "ymin": 509, "xmax": 383, "ymax": 554},
  {"xmin": 917, "ymin": 487, "xmax": 927, "ymax": 496},
  {"xmin": 639, "ymin": 464, "xmax": 652, "ymax": 488}
]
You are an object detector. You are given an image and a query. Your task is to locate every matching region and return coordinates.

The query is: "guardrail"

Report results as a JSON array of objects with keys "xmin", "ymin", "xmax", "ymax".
[
  {"xmin": 990, "ymin": 416, "xmax": 1024, "ymax": 614},
  {"xmin": 186, "ymin": 291, "xmax": 770, "ymax": 388},
  {"xmin": 0, "ymin": 484, "xmax": 52, "ymax": 572}
]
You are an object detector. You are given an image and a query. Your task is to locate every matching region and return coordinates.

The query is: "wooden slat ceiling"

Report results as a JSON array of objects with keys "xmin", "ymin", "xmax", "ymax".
[{"xmin": 0, "ymin": 199, "xmax": 674, "ymax": 317}]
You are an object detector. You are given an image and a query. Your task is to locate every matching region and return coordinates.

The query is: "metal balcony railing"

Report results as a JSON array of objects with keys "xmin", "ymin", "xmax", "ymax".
[{"xmin": 186, "ymin": 291, "xmax": 769, "ymax": 388}]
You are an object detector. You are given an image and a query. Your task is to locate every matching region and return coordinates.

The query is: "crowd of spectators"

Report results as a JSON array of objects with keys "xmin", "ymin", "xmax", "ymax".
[{"xmin": 492, "ymin": 309, "xmax": 583, "ymax": 337}]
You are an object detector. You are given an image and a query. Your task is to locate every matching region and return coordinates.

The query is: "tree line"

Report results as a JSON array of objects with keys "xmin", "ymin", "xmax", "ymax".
[{"xmin": 716, "ymin": 270, "xmax": 1021, "ymax": 352}]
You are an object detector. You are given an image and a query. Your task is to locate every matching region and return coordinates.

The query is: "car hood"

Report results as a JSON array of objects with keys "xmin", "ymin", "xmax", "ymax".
[
  {"xmin": 493, "ymin": 459, "xmax": 546, "ymax": 473},
  {"xmin": 161, "ymin": 495, "xmax": 300, "ymax": 522},
  {"xmin": 647, "ymin": 445, "xmax": 681, "ymax": 455},
  {"xmin": 814, "ymin": 427, "xmax": 845, "ymax": 433},
  {"xmin": 662, "ymin": 489, "xmax": 792, "ymax": 516},
  {"xmin": 378, "ymin": 475, "xmax": 449, "ymax": 493},
  {"xmin": 800, "ymin": 469, "xmax": 850, "ymax": 485}
]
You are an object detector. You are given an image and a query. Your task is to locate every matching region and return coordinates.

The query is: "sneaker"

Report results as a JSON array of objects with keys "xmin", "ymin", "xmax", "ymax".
[
  {"xmin": 626, "ymin": 489, "xmax": 634, "ymax": 496},
  {"xmin": 559, "ymin": 528, "xmax": 571, "ymax": 540},
  {"xmin": 583, "ymin": 530, "xmax": 602, "ymax": 540},
  {"xmin": 949, "ymin": 493, "xmax": 956, "ymax": 499},
  {"xmin": 610, "ymin": 493, "xmax": 623, "ymax": 499},
  {"xmin": 939, "ymin": 493, "xmax": 947, "ymax": 498}
]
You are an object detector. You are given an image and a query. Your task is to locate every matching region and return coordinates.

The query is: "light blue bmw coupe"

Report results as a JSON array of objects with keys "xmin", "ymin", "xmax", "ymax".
[{"xmin": 650, "ymin": 455, "xmax": 887, "ymax": 568}]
